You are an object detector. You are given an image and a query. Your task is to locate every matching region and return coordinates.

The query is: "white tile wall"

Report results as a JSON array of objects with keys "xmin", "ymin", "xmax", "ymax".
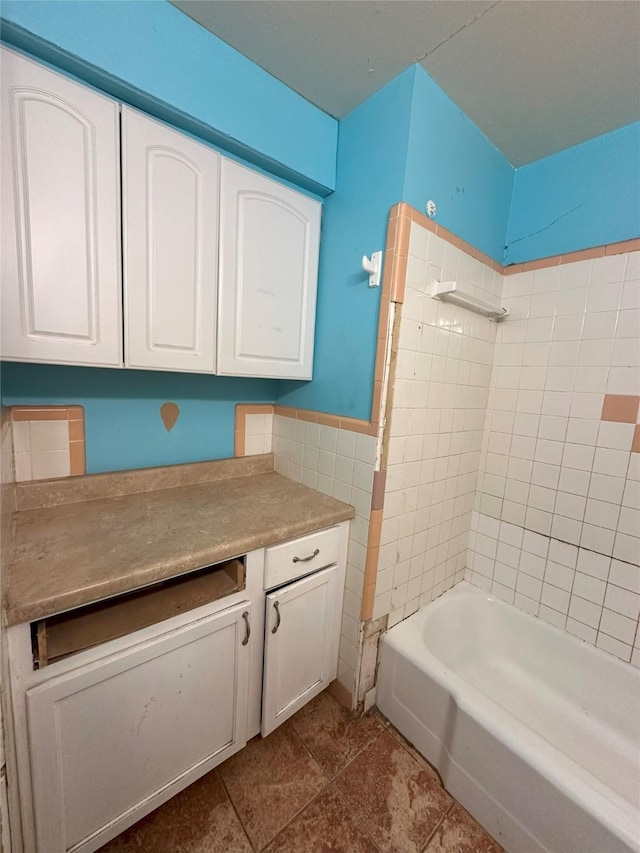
[
  {"xmin": 379, "ymin": 221, "xmax": 504, "ymax": 628},
  {"xmin": 243, "ymin": 413, "xmax": 274, "ymax": 456},
  {"xmin": 272, "ymin": 414, "xmax": 377, "ymax": 699},
  {"xmin": 13, "ymin": 419, "xmax": 70, "ymax": 481},
  {"xmin": 470, "ymin": 250, "xmax": 640, "ymax": 664},
  {"xmin": 468, "ymin": 510, "xmax": 640, "ymax": 665}
]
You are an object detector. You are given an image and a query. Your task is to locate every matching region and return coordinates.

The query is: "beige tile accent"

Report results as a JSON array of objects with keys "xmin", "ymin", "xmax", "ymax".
[
  {"xmin": 371, "ymin": 470, "xmax": 386, "ymax": 511},
  {"xmin": 11, "ymin": 406, "xmax": 68, "ymax": 421},
  {"xmin": 234, "ymin": 429, "xmax": 246, "ymax": 457},
  {"xmin": 563, "ymin": 246, "xmax": 606, "ymax": 263},
  {"xmin": 361, "ymin": 508, "xmax": 383, "ymax": 620},
  {"xmin": 505, "ymin": 237, "xmax": 639, "ymax": 274},
  {"xmin": 518, "ymin": 254, "xmax": 562, "ymax": 271},
  {"xmin": 606, "ymin": 237, "xmax": 640, "ymax": 255},
  {"xmin": 632, "ymin": 425, "xmax": 640, "ymax": 454},
  {"xmin": 601, "ymin": 394, "xmax": 640, "ymax": 424},
  {"xmin": 69, "ymin": 440, "xmax": 86, "ymax": 477}
]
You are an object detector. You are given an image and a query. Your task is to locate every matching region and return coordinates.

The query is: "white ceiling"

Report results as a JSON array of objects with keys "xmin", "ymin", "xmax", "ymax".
[{"xmin": 172, "ymin": 0, "xmax": 640, "ymax": 166}]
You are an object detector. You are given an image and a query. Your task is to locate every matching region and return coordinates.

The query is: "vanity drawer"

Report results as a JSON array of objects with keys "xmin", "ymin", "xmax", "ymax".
[{"xmin": 264, "ymin": 526, "xmax": 340, "ymax": 590}]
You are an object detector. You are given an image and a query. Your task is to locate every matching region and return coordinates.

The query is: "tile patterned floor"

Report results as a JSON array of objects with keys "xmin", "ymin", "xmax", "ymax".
[{"xmin": 101, "ymin": 691, "xmax": 504, "ymax": 853}]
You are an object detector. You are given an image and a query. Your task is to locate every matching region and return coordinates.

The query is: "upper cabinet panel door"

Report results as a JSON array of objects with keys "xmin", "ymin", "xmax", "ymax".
[
  {"xmin": 0, "ymin": 47, "xmax": 122, "ymax": 367},
  {"xmin": 218, "ymin": 159, "xmax": 321, "ymax": 379},
  {"xmin": 122, "ymin": 108, "xmax": 219, "ymax": 373}
]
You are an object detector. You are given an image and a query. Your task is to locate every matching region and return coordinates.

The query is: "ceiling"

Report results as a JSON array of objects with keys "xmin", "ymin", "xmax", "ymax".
[{"xmin": 171, "ymin": 0, "xmax": 640, "ymax": 167}]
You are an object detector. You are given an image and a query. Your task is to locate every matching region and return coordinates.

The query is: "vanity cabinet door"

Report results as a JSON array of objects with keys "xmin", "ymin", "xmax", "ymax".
[
  {"xmin": 262, "ymin": 565, "xmax": 340, "ymax": 736},
  {"xmin": 217, "ymin": 158, "xmax": 321, "ymax": 379},
  {"xmin": 26, "ymin": 601, "xmax": 251, "ymax": 853},
  {"xmin": 1, "ymin": 47, "xmax": 122, "ymax": 367},
  {"xmin": 122, "ymin": 107, "xmax": 219, "ymax": 373}
]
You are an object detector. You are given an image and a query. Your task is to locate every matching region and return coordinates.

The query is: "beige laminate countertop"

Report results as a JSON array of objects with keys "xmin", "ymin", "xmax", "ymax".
[{"xmin": 5, "ymin": 456, "xmax": 354, "ymax": 626}]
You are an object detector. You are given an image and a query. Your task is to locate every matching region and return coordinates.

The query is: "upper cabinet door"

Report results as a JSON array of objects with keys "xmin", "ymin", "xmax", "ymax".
[
  {"xmin": 122, "ymin": 108, "xmax": 220, "ymax": 373},
  {"xmin": 0, "ymin": 47, "xmax": 122, "ymax": 367},
  {"xmin": 218, "ymin": 159, "xmax": 321, "ymax": 379}
]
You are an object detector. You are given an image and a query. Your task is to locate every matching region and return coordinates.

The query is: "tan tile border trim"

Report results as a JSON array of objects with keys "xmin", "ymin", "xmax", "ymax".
[
  {"xmin": 360, "ymin": 507, "xmax": 383, "ymax": 621},
  {"xmin": 11, "ymin": 405, "xmax": 86, "ymax": 476},
  {"xmin": 502, "ymin": 236, "xmax": 640, "ymax": 274},
  {"xmin": 397, "ymin": 201, "xmax": 639, "ymax": 275}
]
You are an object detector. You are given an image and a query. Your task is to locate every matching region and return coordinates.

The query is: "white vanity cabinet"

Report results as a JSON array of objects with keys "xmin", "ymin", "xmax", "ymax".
[
  {"xmin": 1, "ymin": 47, "xmax": 122, "ymax": 367},
  {"xmin": 27, "ymin": 602, "xmax": 251, "ymax": 853},
  {"xmin": 261, "ymin": 524, "xmax": 347, "ymax": 736},
  {"xmin": 217, "ymin": 159, "xmax": 321, "ymax": 379},
  {"xmin": 122, "ymin": 107, "xmax": 220, "ymax": 373},
  {"xmin": 6, "ymin": 522, "xmax": 349, "ymax": 853}
]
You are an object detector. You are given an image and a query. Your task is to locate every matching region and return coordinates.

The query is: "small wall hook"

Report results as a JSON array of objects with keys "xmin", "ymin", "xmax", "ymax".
[{"xmin": 362, "ymin": 251, "xmax": 382, "ymax": 288}]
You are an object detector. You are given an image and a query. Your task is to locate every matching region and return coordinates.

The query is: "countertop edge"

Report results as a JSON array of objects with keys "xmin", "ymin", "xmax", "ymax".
[{"xmin": 5, "ymin": 503, "xmax": 355, "ymax": 627}]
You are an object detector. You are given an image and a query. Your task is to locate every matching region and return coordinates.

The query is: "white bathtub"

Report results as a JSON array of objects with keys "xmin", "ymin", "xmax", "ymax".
[{"xmin": 377, "ymin": 582, "xmax": 640, "ymax": 853}]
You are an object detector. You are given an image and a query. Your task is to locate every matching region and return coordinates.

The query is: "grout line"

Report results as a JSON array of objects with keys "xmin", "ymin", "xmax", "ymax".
[
  {"xmin": 420, "ymin": 802, "xmax": 455, "ymax": 853},
  {"xmin": 332, "ymin": 786, "xmax": 386, "ymax": 853},
  {"xmin": 215, "ymin": 769, "xmax": 258, "ymax": 853},
  {"xmin": 248, "ymin": 723, "xmax": 332, "ymax": 850}
]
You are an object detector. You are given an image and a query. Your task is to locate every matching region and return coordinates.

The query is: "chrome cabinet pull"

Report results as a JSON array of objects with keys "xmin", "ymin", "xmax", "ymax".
[
  {"xmin": 293, "ymin": 548, "xmax": 319, "ymax": 563},
  {"xmin": 271, "ymin": 600, "xmax": 281, "ymax": 634},
  {"xmin": 242, "ymin": 611, "xmax": 251, "ymax": 646}
]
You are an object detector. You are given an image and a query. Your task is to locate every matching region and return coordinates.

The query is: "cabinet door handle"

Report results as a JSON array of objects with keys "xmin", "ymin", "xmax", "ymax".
[
  {"xmin": 242, "ymin": 611, "xmax": 251, "ymax": 646},
  {"xmin": 293, "ymin": 548, "xmax": 319, "ymax": 563},
  {"xmin": 271, "ymin": 600, "xmax": 281, "ymax": 634}
]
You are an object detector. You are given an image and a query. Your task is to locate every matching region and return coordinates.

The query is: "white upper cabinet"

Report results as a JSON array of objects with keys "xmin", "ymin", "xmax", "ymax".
[
  {"xmin": 217, "ymin": 159, "xmax": 321, "ymax": 379},
  {"xmin": 1, "ymin": 48, "xmax": 322, "ymax": 379},
  {"xmin": 1, "ymin": 47, "xmax": 122, "ymax": 367},
  {"xmin": 122, "ymin": 108, "xmax": 219, "ymax": 373}
]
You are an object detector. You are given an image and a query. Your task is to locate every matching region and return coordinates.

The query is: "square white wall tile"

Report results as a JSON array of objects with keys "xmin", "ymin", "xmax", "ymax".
[{"xmin": 12, "ymin": 419, "xmax": 70, "ymax": 482}]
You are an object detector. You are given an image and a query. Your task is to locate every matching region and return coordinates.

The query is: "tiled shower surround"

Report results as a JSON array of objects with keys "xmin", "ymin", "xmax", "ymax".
[
  {"xmin": 469, "ymin": 250, "xmax": 640, "ymax": 664},
  {"xmin": 238, "ymin": 224, "xmax": 638, "ymax": 698},
  {"xmin": 378, "ymin": 220, "xmax": 504, "ymax": 628}
]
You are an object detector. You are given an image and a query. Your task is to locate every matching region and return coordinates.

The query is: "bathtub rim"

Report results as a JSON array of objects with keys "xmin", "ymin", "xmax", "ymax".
[{"xmin": 379, "ymin": 581, "xmax": 640, "ymax": 852}]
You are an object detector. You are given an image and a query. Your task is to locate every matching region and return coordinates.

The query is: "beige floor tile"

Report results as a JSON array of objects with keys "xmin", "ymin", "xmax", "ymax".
[
  {"xmin": 218, "ymin": 722, "xmax": 327, "ymax": 851},
  {"xmin": 334, "ymin": 730, "xmax": 452, "ymax": 853},
  {"xmin": 290, "ymin": 690, "xmax": 385, "ymax": 777},
  {"xmin": 263, "ymin": 788, "xmax": 379, "ymax": 853}
]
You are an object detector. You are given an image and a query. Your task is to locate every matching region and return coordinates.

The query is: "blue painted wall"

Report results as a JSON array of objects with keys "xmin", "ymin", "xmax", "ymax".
[
  {"xmin": 506, "ymin": 121, "xmax": 640, "ymax": 264},
  {"xmin": 0, "ymin": 0, "xmax": 337, "ymax": 194},
  {"xmin": 403, "ymin": 67, "xmax": 514, "ymax": 264},
  {"xmin": 277, "ymin": 65, "xmax": 515, "ymax": 418},
  {"xmin": 277, "ymin": 69, "xmax": 415, "ymax": 420},
  {"xmin": 1, "ymin": 363, "xmax": 277, "ymax": 473}
]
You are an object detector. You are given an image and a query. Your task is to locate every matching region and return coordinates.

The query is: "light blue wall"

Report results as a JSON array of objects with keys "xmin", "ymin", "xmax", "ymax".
[
  {"xmin": 506, "ymin": 122, "xmax": 640, "ymax": 264},
  {"xmin": 277, "ymin": 65, "xmax": 515, "ymax": 419},
  {"xmin": 403, "ymin": 67, "xmax": 514, "ymax": 264},
  {"xmin": 0, "ymin": 0, "xmax": 337, "ymax": 194},
  {"xmin": 277, "ymin": 69, "xmax": 415, "ymax": 420},
  {"xmin": 1, "ymin": 363, "xmax": 277, "ymax": 473}
]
